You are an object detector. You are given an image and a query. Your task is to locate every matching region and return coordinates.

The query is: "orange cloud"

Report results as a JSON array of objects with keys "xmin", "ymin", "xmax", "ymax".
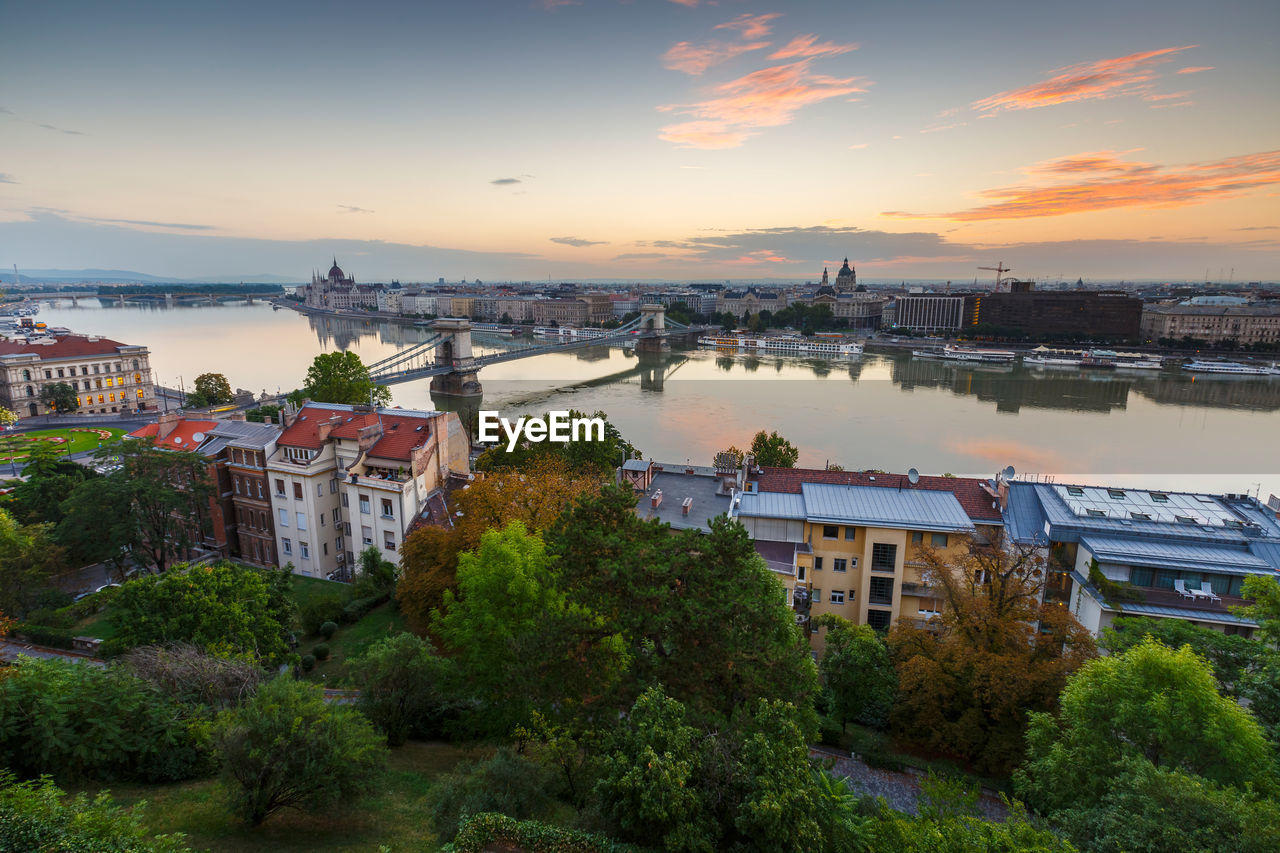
[
  {"xmin": 884, "ymin": 149, "xmax": 1280, "ymax": 221},
  {"xmin": 727, "ymin": 249, "xmax": 792, "ymax": 264},
  {"xmin": 662, "ymin": 39, "xmax": 771, "ymax": 75},
  {"xmin": 1176, "ymin": 65, "xmax": 1214, "ymax": 74},
  {"xmin": 971, "ymin": 46, "xmax": 1195, "ymax": 114},
  {"xmin": 713, "ymin": 13, "xmax": 782, "ymax": 41},
  {"xmin": 659, "ymin": 59, "xmax": 869, "ymax": 149},
  {"xmin": 768, "ymin": 34, "xmax": 858, "ymax": 60}
]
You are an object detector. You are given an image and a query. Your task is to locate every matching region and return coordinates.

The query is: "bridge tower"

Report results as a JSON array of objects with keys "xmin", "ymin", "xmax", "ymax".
[
  {"xmin": 429, "ymin": 317, "xmax": 483, "ymax": 397},
  {"xmin": 636, "ymin": 303, "xmax": 670, "ymax": 353}
]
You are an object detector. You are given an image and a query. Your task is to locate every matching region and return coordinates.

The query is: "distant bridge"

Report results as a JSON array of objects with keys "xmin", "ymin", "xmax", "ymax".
[{"xmin": 366, "ymin": 304, "xmax": 707, "ymax": 396}]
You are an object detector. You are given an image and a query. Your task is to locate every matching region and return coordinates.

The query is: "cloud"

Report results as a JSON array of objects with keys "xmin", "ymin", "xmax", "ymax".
[
  {"xmin": 848, "ymin": 143, "xmax": 869, "ymax": 150},
  {"xmin": 1176, "ymin": 66, "xmax": 1214, "ymax": 74},
  {"xmin": 538, "ymin": 0, "xmax": 579, "ymax": 10},
  {"xmin": 612, "ymin": 252, "xmax": 685, "ymax": 261},
  {"xmin": 920, "ymin": 122, "xmax": 967, "ymax": 134},
  {"xmin": 81, "ymin": 216, "xmax": 215, "ymax": 231},
  {"xmin": 662, "ymin": 39, "xmax": 770, "ymax": 75},
  {"xmin": 0, "ymin": 173, "xmax": 16, "ymax": 184},
  {"xmin": 713, "ymin": 13, "xmax": 781, "ymax": 40},
  {"xmin": 550, "ymin": 236, "xmax": 607, "ymax": 247},
  {"xmin": 768, "ymin": 34, "xmax": 858, "ymax": 61},
  {"xmin": 668, "ymin": 0, "xmax": 700, "ymax": 7},
  {"xmin": 659, "ymin": 59, "xmax": 869, "ymax": 148},
  {"xmin": 885, "ymin": 149, "xmax": 1280, "ymax": 221},
  {"xmin": 971, "ymin": 46, "xmax": 1195, "ymax": 114},
  {"xmin": 337, "ymin": 204, "xmax": 375, "ymax": 214},
  {"xmin": 491, "ymin": 177, "xmax": 522, "ymax": 185},
  {"xmin": 37, "ymin": 122, "xmax": 85, "ymax": 135}
]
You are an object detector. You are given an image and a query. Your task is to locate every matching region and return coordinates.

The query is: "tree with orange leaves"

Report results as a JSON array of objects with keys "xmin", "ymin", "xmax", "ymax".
[
  {"xmin": 396, "ymin": 456, "xmax": 601, "ymax": 634},
  {"xmin": 887, "ymin": 534, "xmax": 1096, "ymax": 774}
]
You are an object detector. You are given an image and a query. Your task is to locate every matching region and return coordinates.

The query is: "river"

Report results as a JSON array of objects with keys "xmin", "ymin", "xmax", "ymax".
[{"xmin": 32, "ymin": 298, "xmax": 1280, "ymax": 500}]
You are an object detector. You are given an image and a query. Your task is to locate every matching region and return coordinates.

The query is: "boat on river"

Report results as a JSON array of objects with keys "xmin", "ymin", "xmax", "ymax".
[
  {"xmin": 913, "ymin": 344, "xmax": 1016, "ymax": 363},
  {"xmin": 699, "ymin": 334, "xmax": 863, "ymax": 357}
]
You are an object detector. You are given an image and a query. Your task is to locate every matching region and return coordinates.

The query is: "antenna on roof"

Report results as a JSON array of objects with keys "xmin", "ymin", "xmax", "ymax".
[
  {"xmin": 907, "ymin": 467, "xmax": 920, "ymax": 485},
  {"xmin": 1003, "ymin": 465, "xmax": 1016, "ymax": 482}
]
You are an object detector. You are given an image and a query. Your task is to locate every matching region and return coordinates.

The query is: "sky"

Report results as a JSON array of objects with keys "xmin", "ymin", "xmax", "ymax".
[{"xmin": 2, "ymin": 0, "xmax": 1278, "ymax": 283}]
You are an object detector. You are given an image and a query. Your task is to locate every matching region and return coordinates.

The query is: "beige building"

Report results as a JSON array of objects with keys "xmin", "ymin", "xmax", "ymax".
[
  {"xmin": 532, "ymin": 298, "xmax": 589, "ymax": 326},
  {"xmin": 267, "ymin": 402, "xmax": 469, "ymax": 578},
  {"xmin": 0, "ymin": 334, "xmax": 156, "ymax": 418},
  {"xmin": 1141, "ymin": 303, "xmax": 1280, "ymax": 346}
]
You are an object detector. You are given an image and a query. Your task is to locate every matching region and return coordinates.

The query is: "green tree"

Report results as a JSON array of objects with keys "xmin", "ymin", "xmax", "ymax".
[
  {"xmin": 58, "ymin": 440, "xmax": 213, "ymax": 574},
  {"xmin": 1016, "ymin": 638, "xmax": 1276, "ymax": 815},
  {"xmin": 1101, "ymin": 615, "xmax": 1262, "ymax": 693},
  {"xmin": 244, "ymin": 403, "xmax": 281, "ymax": 423},
  {"xmin": 0, "ymin": 772, "xmax": 193, "ymax": 853},
  {"xmin": 6, "ymin": 442, "xmax": 98, "ymax": 526},
  {"xmin": 815, "ymin": 614, "xmax": 897, "ymax": 730},
  {"xmin": 109, "ymin": 561, "xmax": 295, "ymax": 664},
  {"xmin": 192, "ymin": 373, "xmax": 233, "ymax": 405},
  {"xmin": 473, "ymin": 409, "xmax": 638, "ymax": 478},
  {"xmin": 1235, "ymin": 574, "xmax": 1280, "ymax": 645},
  {"xmin": 0, "ymin": 507, "xmax": 65, "ymax": 618},
  {"xmin": 38, "ymin": 382, "xmax": 78, "ymax": 413},
  {"xmin": 214, "ymin": 677, "xmax": 387, "ymax": 826},
  {"xmin": 352, "ymin": 632, "xmax": 455, "ymax": 746},
  {"xmin": 298, "ymin": 350, "xmax": 391, "ymax": 406},
  {"xmin": 750, "ymin": 429, "xmax": 799, "ymax": 468}
]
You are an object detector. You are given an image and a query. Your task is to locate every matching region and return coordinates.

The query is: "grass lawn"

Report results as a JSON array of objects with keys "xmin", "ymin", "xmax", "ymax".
[
  {"xmin": 79, "ymin": 740, "xmax": 488, "ymax": 852},
  {"xmin": 287, "ymin": 574, "xmax": 349, "ymax": 611},
  {"xmin": 302, "ymin": 601, "xmax": 407, "ymax": 685},
  {"xmin": 0, "ymin": 426, "xmax": 125, "ymax": 460}
]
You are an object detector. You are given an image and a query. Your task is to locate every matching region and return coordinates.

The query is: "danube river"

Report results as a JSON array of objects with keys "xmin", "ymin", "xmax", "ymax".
[{"xmin": 35, "ymin": 299, "xmax": 1280, "ymax": 499}]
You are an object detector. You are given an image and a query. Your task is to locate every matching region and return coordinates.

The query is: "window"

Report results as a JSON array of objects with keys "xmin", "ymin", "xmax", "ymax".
[
  {"xmin": 323, "ymin": 543, "xmax": 328, "ymax": 555},
  {"xmin": 359, "ymin": 494, "xmax": 371, "ymax": 514},
  {"xmin": 1067, "ymin": 487, "xmax": 1084, "ymax": 496},
  {"xmin": 384, "ymin": 532, "xmax": 396, "ymax": 551},
  {"xmin": 822, "ymin": 525, "xmax": 838, "ymax": 539},
  {"xmin": 930, "ymin": 533, "xmax": 948, "ymax": 548},
  {"xmin": 830, "ymin": 590, "xmax": 845, "ymax": 604},
  {"xmin": 844, "ymin": 526, "xmax": 856, "ymax": 540},
  {"xmin": 316, "ymin": 483, "xmax": 323, "ymax": 497},
  {"xmin": 296, "ymin": 512, "xmax": 307, "ymax": 530},
  {"xmin": 341, "ymin": 493, "xmax": 349, "ymax": 508},
  {"xmin": 871, "ymin": 543, "xmax": 896, "ymax": 573},
  {"xmin": 1108, "ymin": 489, "xmax": 1126, "ymax": 500},
  {"xmin": 1150, "ymin": 492, "xmax": 1169, "ymax": 503},
  {"xmin": 797, "ymin": 565, "xmax": 806, "ymax": 582},
  {"xmin": 1086, "ymin": 509, "xmax": 1106, "ymax": 518},
  {"xmin": 233, "ymin": 478, "xmax": 241, "ymax": 495},
  {"xmin": 332, "ymin": 508, "xmax": 341, "ymax": 524},
  {"xmin": 833, "ymin": 558, "xmax": 847, "ymax": 573},
  {"xmin": 1130, "ymin": 512, "xmax": 1151, "ymax": 521},
  {"xmin": 811, "ymin": 588, "xmax": 821, "ymax": 602},
  {"xmin": 869, "ymin": 576, "xmax": 894, "ymax": 605},
  {"xmin": 813, "ymin": 557, "xmax": 823, "ymax": 571},
  {"xmin": 330, "ymin": 478, "xmax": 338, "ymax": 494},
  {"xmin": 281, "ymin": 538, "xmax": 292, "ymax": 555},
  {"xmin": 44, "ymin": 370, "xmax": 51, "ymax": 379},
  {"xmin": 1175, "ymin": 515, "xmax": 1198, "ymax": 525},
  {"xmin": 293, "ymin": 482, "xmax": 303, "ymax": 500},
  {"xmin": 381, "ymin": 498, "xmax": 394, "ymax": 519},
  {"xmin": 319, "ymin": 513, "xmax": 325, "ymax": 528},
  {"xmin": 299, "ymin": 542, "xmax": 310, "ymax": 560},
  {"xmin": 256, "ymin": 480, "xmax": 263, "ymax": 498},
  {"xmin": 911, "ymin": 531, "xmax": 924, "ymax": 545},
  {"xmin": 277, "ymin": 508, "xmax": 289, "ymax": 527},
  {"xmin": 361, "ymin": 525, "xmax": 373, "ymax": 545},
  {"xmin": 866, "ymin": 610, "xmax": 892, "ymax": 631},
  {"xmin": 336, "ymin": 535, "xmax": 344, "ymax": 551}
]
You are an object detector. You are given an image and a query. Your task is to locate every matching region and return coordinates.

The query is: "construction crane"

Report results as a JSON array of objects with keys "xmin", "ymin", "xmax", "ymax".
[{"xmin": 978, "ymin": 262, "xmax": 1011, "ymax": 292}]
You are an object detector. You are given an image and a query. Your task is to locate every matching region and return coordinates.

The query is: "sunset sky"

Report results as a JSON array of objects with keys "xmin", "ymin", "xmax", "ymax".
[{"xmin": 2, "ymin": 0, "xmax": 1278, "ymax": 282}]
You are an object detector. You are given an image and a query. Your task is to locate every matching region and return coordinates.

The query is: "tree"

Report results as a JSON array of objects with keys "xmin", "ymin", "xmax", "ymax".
[
  {"xmin": 352, "ymin": 632, "xmax": 455, "ymax": 745},
  {"xmin": 0, "ymin": 408, "xmax": 14, "ymax": 428},
  {"xmin": 888, "ymin": 535, "xmax": 1096, "ymax": 774},
  {"xmin": 39, "ymin": 382, "xmax": 78, "ymax": 413},
  {"xmin": 815, "ymin": 614, "xmax": 897, "ymax": 730},
  {"xmin": 298, "ymin": 350, "xmax": 390, "ymax": 406},
  {"xmin": 58, "ymin": 440, "xmax": 213, "ymax": 575},
  {"xmin": 1016, "ymin": 638, "xmax": 1276, "ymax": 815},
  {"xmin": 473, "ymin": 409, "xmax": 638, "ymax": 478},
  {"xmin": 0, "ymin": 772, "xmax": 193, "ymax": 853},
  {"xmin": 192, "ymin": 373, "xmax": 233, "ymax": 406},
  {"xmin": 214, "ymin": 677, "xmax": 387, "ymax": 826},
  {"xmin": 1235, "ymin": 575, "xmax": 1280, "ymax": 646},
  {"xmin": 397, "ymin": 456, "xmax": 600, "ymax": 633},
  {"xmin": 108, "ymin": 561, "xmax": 295, "ymax": 664},
  {"xmin": 5, "ymin": 442, "xmax": 98, "ymax": 527},
  {"xmin": 244, "ymin": 403, "xmax": 281, "ymax": 423},
  {"xmin": 750, "ymin": 429, "xmax": 799, "ymax": 468},
  {"xmin": 121, "ymin": 643, "xmax": 266, "ymax": 711},
  {"xmin": 425, "ymin": 748, "xmax": 560, "ymax": 843},
  {"xmin": 0, "ymin": 508, "xmax": 65, "ymax": 619}
]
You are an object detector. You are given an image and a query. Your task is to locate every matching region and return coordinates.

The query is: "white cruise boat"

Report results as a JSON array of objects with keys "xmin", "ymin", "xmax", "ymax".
[
  {"xmin": 1023, "ymin": 347, "xmax": 1084, "ymax": 367},
  {"xmin": 700, "ymin": 333, "xmax": 863, "ymax": 357},
  {"xmin": 915, "ymin": 344, "xmax": 1017, "ymax": 363},
  {"xmin": 1101, "ymin": 350, "xmax": 1164, "ymax": 370},
  {"xmin": 532, "ymin": 326, "xmax": 613, "ymax": 341},
  {"xmin": 1184, "ymin": 360, "xmax": 1277, "ymax": 376}
]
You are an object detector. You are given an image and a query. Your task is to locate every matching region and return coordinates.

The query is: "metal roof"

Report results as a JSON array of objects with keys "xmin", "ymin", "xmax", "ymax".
[
  {"xmin": 799, "ymin": 483, "xmax": 975, "ymax": 532},
  {"xmin": 621, "ymin": 459, "xmax": 652, "ymax": 472},
  {"xmin": 1110, "ymin": 601, "xmax": 1257, "ymax": 626},
  {"xmin": 1080, "ymin": 534, "xmax": 1275, "ymax": 575},
  {"xmin": 736, "ymin": 491, "xmax": 807, "ymax": 520},
  {"xmin": 1030, "ymin": 483, "xmax": 1265, "ymax": 545},
  {"xmin": 1004, "ymin": 482, "xmax": 1050, "ymax": 545}
]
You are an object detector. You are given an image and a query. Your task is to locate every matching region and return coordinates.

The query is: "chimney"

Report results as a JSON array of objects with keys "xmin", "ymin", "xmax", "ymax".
[
  {"xmin": 650, "ymin": 489, "xmax": 663, "ymax": 508},
  {"xmin": 156, "ymin": 411, "xmax": 180, "ymax": 440},
  {"xmin": 682, "ymin": 496, "xmax": 692, "ymax": 516},
  {"xmin": 316, "ymin": 415, "xmax": 342, "ymax": 443},
  {"xmin": 357, "ymin": 420, "xmax": 384, "ymax": 451}
]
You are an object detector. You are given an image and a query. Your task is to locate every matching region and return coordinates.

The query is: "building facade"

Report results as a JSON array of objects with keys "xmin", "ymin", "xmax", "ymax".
[
  {"xmin": 532, "ymin": 298, "xmax": 589, "ymax": 326},
  {"xmin": 303, "ymin": 260, "xmax": 384, "ymax": 311},
  {"xmin": 266, "ymin": 403, "xmax": 469, "ymax": 578},
  {"xmin": 964, "ymin": 290, "xmax": 1143, "ymax": 339},
  {"xmin": 1141, "ymin": 303, "xmax": 1280, "ymax": 347},
  {"xmin": 893, "ymin": 294, "xmax": 966, "ymax": 332},
  {"xmin": 1, "ymin": 334, "xmax": 157, "ymax": 418}
]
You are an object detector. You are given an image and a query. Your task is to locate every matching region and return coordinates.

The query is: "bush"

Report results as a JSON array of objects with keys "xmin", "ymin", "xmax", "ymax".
[
  {"xmin": 0, "ymin": 771, "xmax": 193, "ymax": 853},
  {"xmin": 341, "ymin": 591, "xmax": 390, "ymax": 624},
  {"xmin": 300, "ymin": 655, "xmax": 316, "ymax": 672},
  {"xmin": 214, "ymin": 677, "xmax": 387, "ymax": 825},
  {"xmin": 299, "ymin": 594, "xmax": 346, "ymax": 636},
  {"xmin": 352, "ymin": 632, "xmax": 456, "ymax": 746},
  {"xmin": 449, "ymin": 813, "xmax": 640, "ymax": 853},
  {"xmin": 30, "ymin": 587, "xmax": 74, "ymax": 612},
  {"xmin": 122, "ymin": 644, "xmax": 266, "ymax": 710},
  {"xmin": 313, "ymin": 643, "xmax": 330, "ymax": 661},
  {"xmin": 426, "ymin": 748, "xmax": 560, "ymax": 843},
  {"xmin": 319, "ymin": 621, "xmax": 338, "ymax": 640},
  {"xmin": 14, "ymin": 623, "xmax": 76, "ymax": 648},
  {"xmin": 24, "ymin": 607, "xmax": 76, "ymax": 628}
]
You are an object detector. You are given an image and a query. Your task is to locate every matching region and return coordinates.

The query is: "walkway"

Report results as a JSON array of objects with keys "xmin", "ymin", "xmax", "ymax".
[{"xmin": 810, "ymin": 745, "xmax": 1009, "ymax": 820}]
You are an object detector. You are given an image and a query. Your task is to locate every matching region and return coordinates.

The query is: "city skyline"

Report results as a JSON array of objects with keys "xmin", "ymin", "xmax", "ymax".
[{"xmin": 2, "ymin": 0, "xmax": 1278, "ymax": 282}]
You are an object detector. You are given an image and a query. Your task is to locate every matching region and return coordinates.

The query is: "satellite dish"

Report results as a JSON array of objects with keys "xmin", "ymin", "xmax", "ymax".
[
  {"xmin": 907, "ymin": 468, "xmax": 920, "ymax": 485},
  {"xmin": 1003, "ymin": 465, "xmax": 1016, "ymax": 480},
  {"xmin": 192, "ymin": 432, "xmax": 205, "ymax": 442}
]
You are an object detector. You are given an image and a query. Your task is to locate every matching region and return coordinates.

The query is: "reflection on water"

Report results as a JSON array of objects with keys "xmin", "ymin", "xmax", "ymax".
[{"xmin": 31, "ymin": 299, "xmax": 1280, "ymax": 493}]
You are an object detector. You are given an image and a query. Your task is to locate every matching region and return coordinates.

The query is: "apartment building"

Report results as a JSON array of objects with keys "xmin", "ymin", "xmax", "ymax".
[
  {"xmin": 266, "ymin": 403, "xmax": 469, "ymax": 578},
  {"xmin": 1, "ymin": 334, "xmax": 156, "ymax": 418},
  {"xmin": 1141, "ymin": 303, "xmax": 1280, "ymax": 346}
]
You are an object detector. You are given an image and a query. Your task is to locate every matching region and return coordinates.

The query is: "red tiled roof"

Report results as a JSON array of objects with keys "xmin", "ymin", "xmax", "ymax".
[
  {"xmin": 755, "ymin": 467, "xmax": 1003, "ymax": 523},
  {"xmin": 278, "ymin": 404, "xmax": 433, "ymax": 462},
  {"xmin": 0, "ymin": 334, "xmax": 133, "ymax": 359},
  {"xmin": 128, "ymin": 419, "xmax": 219, "ymax": 453}
]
